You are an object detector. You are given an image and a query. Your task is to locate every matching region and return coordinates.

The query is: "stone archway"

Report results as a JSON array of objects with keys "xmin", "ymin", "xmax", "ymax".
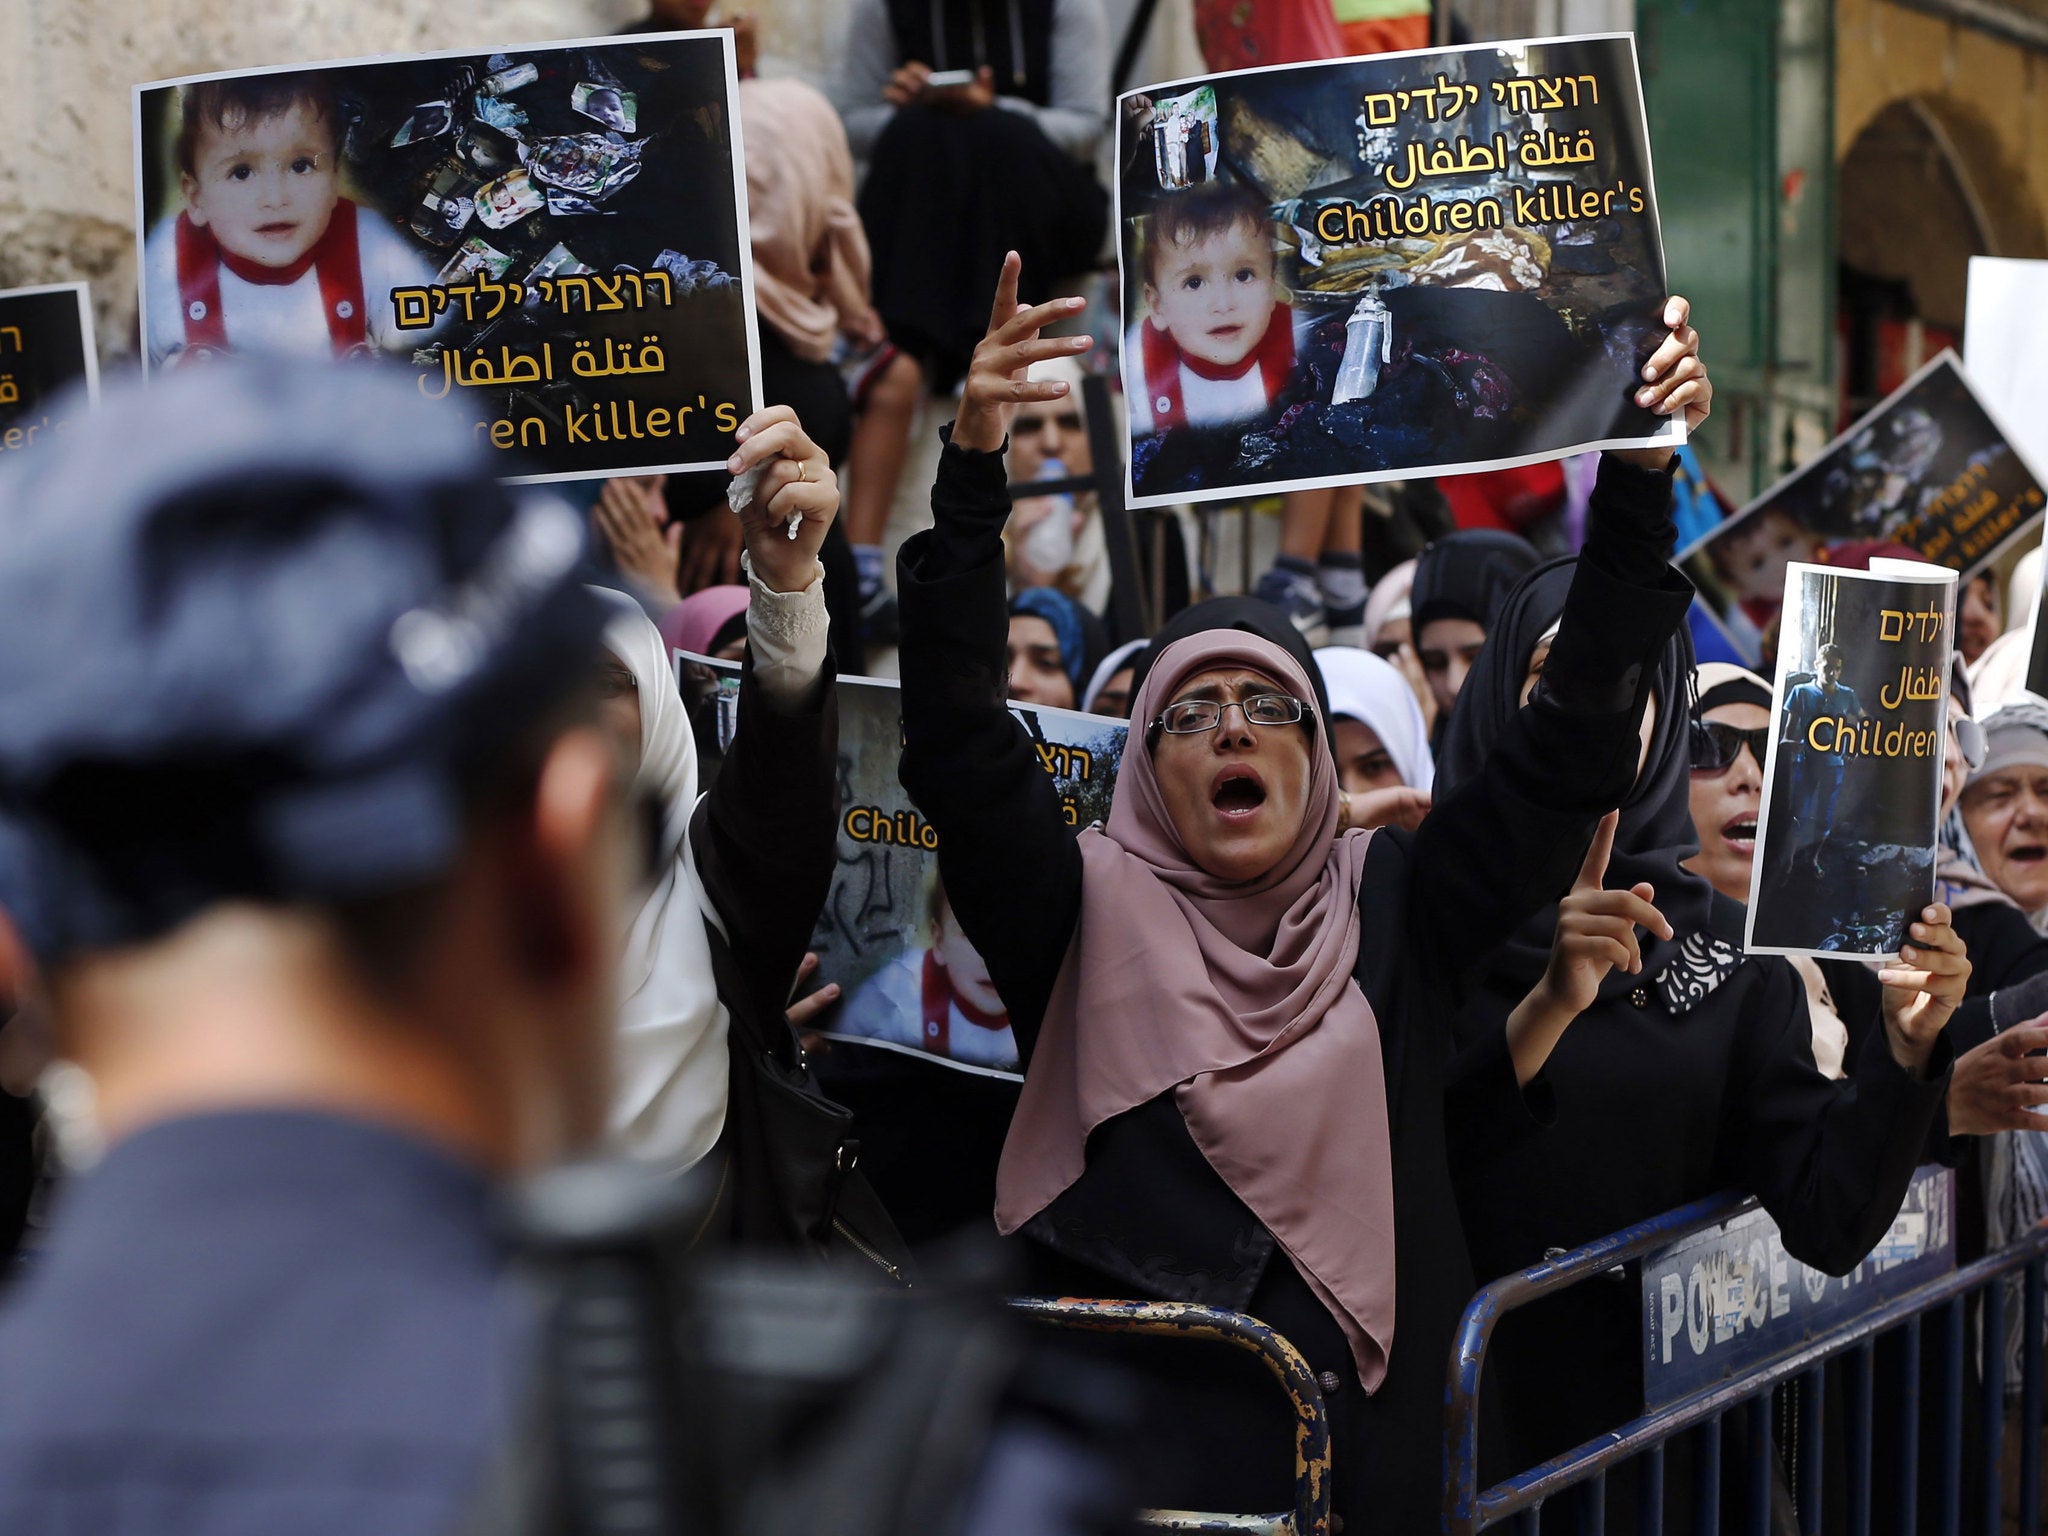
[{"xmin": 1836, "ymin": 92, "xmax": 2047, "ymax": 415}]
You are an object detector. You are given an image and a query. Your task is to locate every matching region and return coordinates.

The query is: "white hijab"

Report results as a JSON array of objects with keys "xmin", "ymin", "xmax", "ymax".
[
  {"xmin": 1313, "ymin": 646, "xmax": 1435, "ymax": 791},
  {"xmin": 596, "ymin": 588, "xmax": 729, "ymax": 1174}
]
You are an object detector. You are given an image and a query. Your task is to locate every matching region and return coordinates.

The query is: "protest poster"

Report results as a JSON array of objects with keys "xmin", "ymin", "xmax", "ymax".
[
  {"xmin": 133, "ymin": 33, "xmax": 760, "ymax": 484},
  {"xmin": 1964, "ymin": 257, "xmax": 2048, "ymax": 479},
  {"xmin": 1679, "ymin": 353, "xmax": 2045, "ymax": 667},
  {"xmin": 675, "ymin": 651, "xmax": 1128, "ymax": 1078},
  {"xmin": 1746, "ymin": 560, "xmax": 1956, "ymax": 959},
  {"xmin": 0, "ymin": 282, "xmax": 98, "ymax": 457},
  {"xmin": 1114, "ymin": 33, "xmax": 1680, "ymax": 510}
]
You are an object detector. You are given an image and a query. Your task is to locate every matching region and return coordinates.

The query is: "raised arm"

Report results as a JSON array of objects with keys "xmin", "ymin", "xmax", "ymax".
[
  {"xmin": 896, "ymin": 257, "xmax": 1098, "ymax": 1058},
  {"xmin": 691, "ymin": 408, "xmax": 844, "ymax": 1014},
  {"xmin": 1728, "ymin": 918, "xmax": 1962, "ymax": 1274},
  {"xmin": 1408, "ymin": 299, "xmax": 1707, "ymax": 970},
  {"xmin": 1409, "ymin": 456, "xmax": 1695, "ymax": 967}
]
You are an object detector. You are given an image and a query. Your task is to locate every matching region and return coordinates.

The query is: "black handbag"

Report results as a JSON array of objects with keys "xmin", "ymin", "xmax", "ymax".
[{"xmin": 704, "ymin": 919, "xmax": 914, "ymax": 1283}]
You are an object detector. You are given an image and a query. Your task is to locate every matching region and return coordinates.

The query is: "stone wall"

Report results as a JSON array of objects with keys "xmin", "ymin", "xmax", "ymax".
[
  {"xmin": 0, "ymin": 0, "xmax": 1192, "ymax": 361},
  {"xmin": 1836, "ymin": 0, "xmax": 2048, "ymax": 273},
  {"xmin": 0, "ymin": 0, "xmax": 869, "ymax": 359}
]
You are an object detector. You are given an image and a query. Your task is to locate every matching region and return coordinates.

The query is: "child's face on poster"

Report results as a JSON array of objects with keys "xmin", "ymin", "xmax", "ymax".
[
  {"xmin": 181, "ymin": 102, "xmax": 341, "ymax": 270},
  {"xmin": 1143, "ymin": 221, "xmax": 1278, "ymax": 370},
  {"xmin": 1718, "ymin": 510, "xmax": 1815, "ymax": 605}
]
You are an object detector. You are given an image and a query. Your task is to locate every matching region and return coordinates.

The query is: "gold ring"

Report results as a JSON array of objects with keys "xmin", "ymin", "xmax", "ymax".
[{"xmin": 797, "ymin": 460, "xmax": 810, "ymax": 483}]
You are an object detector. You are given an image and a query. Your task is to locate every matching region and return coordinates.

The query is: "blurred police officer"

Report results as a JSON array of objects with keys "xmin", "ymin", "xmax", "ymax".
[{"xmin": 0, "ymin": 362, "xmax": 643, "ymax": 1535}]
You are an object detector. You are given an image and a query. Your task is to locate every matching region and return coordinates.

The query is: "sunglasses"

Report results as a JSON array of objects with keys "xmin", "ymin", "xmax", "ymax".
[
  {"xmin": 1689, "ymin": 719, "xmax": 1769, "ymax": 774},
  {"xmin": 1957, "ymin": 717, "xmax": 1988, "ymax": 772},
  {"xmin": 1687, "ymin": 716, "xmax": 1989, "ymax": 775}
]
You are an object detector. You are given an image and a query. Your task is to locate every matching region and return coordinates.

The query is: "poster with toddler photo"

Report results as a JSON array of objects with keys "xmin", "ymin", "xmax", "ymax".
[
  {"xmin": 0, "ymin": 282, "xmax": 98, "ymax": 458},
  {"xmin": 1747, "ymin": 561, "xmax": 1956, "ymax": 959},
  {"xmin": 133, "ymin": 34, "xmax": 761, "ymax": 484},
  {"xmin": 1678, "ymin": 353, "xmax": 2046, "ymax": 667},
  {"xmin": 675, "ymin": 651, "xmax": 1128, "ymax": 1079},
  {"xmin": 1115, "ymin": 33, "xmax": 1681, "ymax": 510}
]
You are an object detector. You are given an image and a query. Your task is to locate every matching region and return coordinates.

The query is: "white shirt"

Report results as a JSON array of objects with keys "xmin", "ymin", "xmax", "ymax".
[
  {"xmin": 1125, "ymin": 320, "xmax": 1276, "ymax": 437},
  {"xmin": 840, "ymin": 950, "xmax": 1020, "ymax": 1071},
  {"xmin": 144, "ymin": 205, "xmax": 437, "ymax": 370}
]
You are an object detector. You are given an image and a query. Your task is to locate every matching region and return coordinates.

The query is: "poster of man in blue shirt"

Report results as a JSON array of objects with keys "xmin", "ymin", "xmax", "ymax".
[
  {"xmin": 1781, "ymin": 643, "xmax": 1864, "ymax": 874},
  {"xmin": 1748, "ymin": 561, "xmax": 1955, "ymax": 958}
]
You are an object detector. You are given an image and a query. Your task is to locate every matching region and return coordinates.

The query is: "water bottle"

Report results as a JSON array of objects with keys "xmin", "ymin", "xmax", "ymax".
[
  {"xmin": 1332, "ymin": 290, "xmax": 1395, "ymax": 406},
  {"xmin": 1019, "ymin": 458, "xmax": 1076, "ymax": 574}
]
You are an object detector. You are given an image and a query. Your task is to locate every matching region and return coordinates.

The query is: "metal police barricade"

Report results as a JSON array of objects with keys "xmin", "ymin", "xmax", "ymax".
[
  {"xmin": 1443, "ymin": 1165, "xmax": 2048, "ymax": 1535},
  {"xmin": 1009, "ymin": 1296, "xmax": 1332, "ymax": 1536}
]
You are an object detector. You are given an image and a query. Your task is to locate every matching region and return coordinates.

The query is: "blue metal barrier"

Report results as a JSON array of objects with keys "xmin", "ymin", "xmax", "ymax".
[{"xmin": 1443, "ymin": 1184, "xmax": 2048, "ymax": 1534}]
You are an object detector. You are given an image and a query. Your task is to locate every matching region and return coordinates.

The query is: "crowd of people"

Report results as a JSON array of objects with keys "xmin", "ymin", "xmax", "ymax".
[{"xmin": 4, "ymin": 2, "xmax": 2048, "ymax": 1534}]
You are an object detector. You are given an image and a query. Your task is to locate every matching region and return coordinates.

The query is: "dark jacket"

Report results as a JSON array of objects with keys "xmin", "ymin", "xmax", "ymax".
[
  {"xmin": 1826, "ymin": 897, "xmax": 2048, "ymax": 1260},
  {"xmin": 1453, "ymin": 891, "xmax": 1951, "ymax": 1483},
  {"xmin": 0, "ymin": 1112, "xmax": 523, "ymax": 1536},
  {"xmin": 691, "ymin": 658, "xmax": 909, "ymax": 1273},
  {"xmin": 894, "ymin": 435, "xmax": 1692, "ymax": 1534}
]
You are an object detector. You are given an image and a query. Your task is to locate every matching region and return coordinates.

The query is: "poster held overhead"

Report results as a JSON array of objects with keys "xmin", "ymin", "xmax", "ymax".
[
  {"xmin": 1746, "ymin": 560, "xmax": 1957, "ymax": 960},
  {"xmin": 1678, "ymin": 352, "xmax": 2045, "ymax": 667},
  {"xmin": 675, "ymin": 651, "xmax": 1129, "ymax": 1079},
  {"xmin": 1114, "ymin": 32, "xmax": 1681, "ymax": 510},
  {"xmin": 1964, "ymin": 256, "xmax": 2048, "ymax": 478},
  {"xmin": 133, "ymin": 31, "xmax": 762, "ymax": 484},
  {"xmin": 0, "ymin": 283, "xmax": 98, "ymax": 454}
]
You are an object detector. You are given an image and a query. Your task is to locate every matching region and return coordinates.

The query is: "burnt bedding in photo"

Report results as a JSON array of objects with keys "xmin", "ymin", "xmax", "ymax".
[{"xmin": 1119, "ymin": 36, "xmax": 1673, "ymax": 502}]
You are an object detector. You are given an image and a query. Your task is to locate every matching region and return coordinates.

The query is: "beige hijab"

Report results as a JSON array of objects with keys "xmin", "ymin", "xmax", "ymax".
[{"xmin": 739, "ymin": 79, "xmax": 873, "ymax": 363}]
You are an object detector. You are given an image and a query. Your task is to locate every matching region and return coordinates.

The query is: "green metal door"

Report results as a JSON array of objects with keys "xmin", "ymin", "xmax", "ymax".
[{"xmin": 1637, "ymin": 0, "xmax": 1837, "ymax": 501}]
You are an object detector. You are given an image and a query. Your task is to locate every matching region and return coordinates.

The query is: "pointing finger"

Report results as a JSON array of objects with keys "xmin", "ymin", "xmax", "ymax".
[
  {"xmin": 986, "ymin": 251, "xmax": 1022, "ymax": 337},
  {"xmin": 1576, "ymin": 810, "xmax": 1619, "ymax": 891}
]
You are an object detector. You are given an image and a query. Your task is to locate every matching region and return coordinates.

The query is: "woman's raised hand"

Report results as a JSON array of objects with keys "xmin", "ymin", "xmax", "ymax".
[
  {"xmin": 1340, "ymin": 786, "xmax": 1431, "ymax": 833},
  {"xmin": 1505, "ymin": 811, "xmax": 1671, "ymax": 1086},
  {"xmin": 726, "ymin": 405, "xmax": 839, "ymax": 594},
  {"xmin": 1540, "ymin": 810, "xmax": 1673, "ymax": 1015},
  {"xmin": 1878, "ymin": 904, "xmax": 1971, "ymax": 1077},
  {"xmin": 1609, "ymin": 295, "xmax": 1711, "ymax": 471},
  {"xmin": 1946, "ymin": 1019, "xmax": 2048, "ymax": 1136},
  {"xmin": 592, "ymin": 475, "xmax": 681, "ymax": 606},
  {"xmin": 953, "ymin": 252, "xmax": 1095, "ymax": 455}
]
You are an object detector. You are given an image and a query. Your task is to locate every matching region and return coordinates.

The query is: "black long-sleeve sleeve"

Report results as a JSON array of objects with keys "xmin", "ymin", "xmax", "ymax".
[
  {"xmin": 897, "ymin": 435, "xmax": 1082, "ymax": 1062},
  {"xmin": 1729, "ymin": 955, "xmax": 1951, "ymax": 1273},
  {"xmin": 1429, "ymin": 457, "xmax": 1693, "ymax": 1170},
  {"xmin": 690, "ymin": 657, "xmax": 841, "ymax": 1019},
  {"xmin": 1410, "ymin": 456, "xmax": 1695, "ymax": 977}
]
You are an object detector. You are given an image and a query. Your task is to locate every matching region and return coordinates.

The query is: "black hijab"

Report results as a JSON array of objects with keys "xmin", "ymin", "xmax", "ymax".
[
  {"xmin": 1127, "ymin": 596, "xmax": 1337, "ymax": 748},
  {"xmin": 1436, "ymin": 557, "xmax": 1716, "ymax": 996},
  {"xmin": 1411, "ymin": 530, "xmax": 1542, "ymax": 634}
]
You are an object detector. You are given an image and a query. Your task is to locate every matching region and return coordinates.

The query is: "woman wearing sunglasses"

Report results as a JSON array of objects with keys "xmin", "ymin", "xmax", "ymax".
[
  {"xmin": 1436, "ymin": 581, "xmax": 1968, "ymax": 1528},
  {"xmin": 890, "ymin": 255, "xmax": 1714, "ymax": 1532},
  {"xmin": 1684, "ymin": 663, "xmax": 1853, "ymax": 1077}
]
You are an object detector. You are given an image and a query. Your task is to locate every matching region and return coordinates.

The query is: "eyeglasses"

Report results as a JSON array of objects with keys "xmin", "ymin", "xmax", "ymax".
[
  {"xmin": 1154, "ymin": 693, "xmax": 1309, "ymax": 734},
  {"xmin": 1956, "ymin": 717, "xmax": 1987, "ymax": 772},
  {"xmin": 1014, "ymin": 410, "xmax": 1083, "ymax": 435},
  {"xmin": 1689, "ymin": 719, "xmax": 1769, "ymax": 774}
]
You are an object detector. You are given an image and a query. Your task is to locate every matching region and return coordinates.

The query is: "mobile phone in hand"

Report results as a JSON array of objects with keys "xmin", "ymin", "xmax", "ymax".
[{"xmin": 924, "ymin": 68, "xmax": 977, "ymax": 88}]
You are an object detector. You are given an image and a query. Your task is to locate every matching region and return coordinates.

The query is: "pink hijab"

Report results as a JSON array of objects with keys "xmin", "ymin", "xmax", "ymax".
[
  {"xmin": 997, "ymin": 630, "xmax": 1398, "ymax": 1389},
  {"xmin": 663, "ymin": 585, "xmax": 750, "ymax": 659}
]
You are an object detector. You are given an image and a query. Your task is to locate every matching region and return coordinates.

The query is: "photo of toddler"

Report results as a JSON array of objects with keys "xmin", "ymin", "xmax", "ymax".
[
  {"xmin": 143, "ymin": 72, "xmax": 436, "ymax": 368},
  {"xmin": 1126, "ymin": 183, "xmax": 1296, "ymax": 437}
]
